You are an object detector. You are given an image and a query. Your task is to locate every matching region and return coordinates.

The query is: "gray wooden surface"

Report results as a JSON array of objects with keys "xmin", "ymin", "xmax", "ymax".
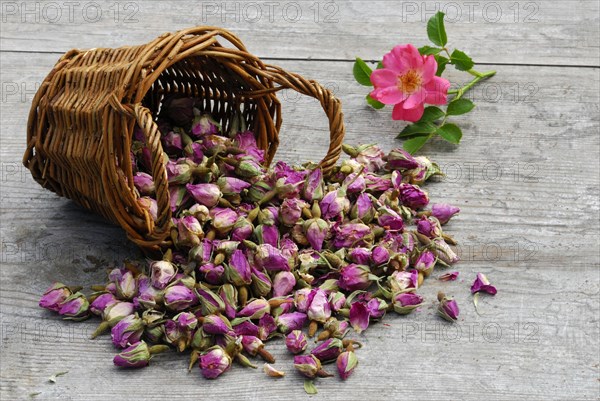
[{"xmin": 1, "ymin": 1, "xmax": 599, "ymax": 400}]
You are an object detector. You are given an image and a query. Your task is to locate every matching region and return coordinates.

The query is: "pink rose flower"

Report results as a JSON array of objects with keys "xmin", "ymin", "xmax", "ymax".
[{"xmin": 370, "ymin": 44, "xmax": 450, "ymax": 122}]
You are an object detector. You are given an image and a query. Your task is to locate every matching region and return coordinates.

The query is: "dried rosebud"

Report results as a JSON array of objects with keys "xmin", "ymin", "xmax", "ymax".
[
  {"xmin": 277, "ymin": 312, "xmax": 307, "ymax": 334},
  {"xmin": 177, "ymin": 215, "xmax": 204, "ymax": 247},
  {"xmin": 294, "ymin": 288, "xmax": 312, "ymax": 313},
  {"xmin": 328, "ymin": 292, "xmax": 346, "ymax": 312},
  {"xmin": 343, "ymin": 173, "xmax": 366, "ymax": 193},
  {"xmin": 349, "ymin": 302, "xmax": 370, "ymax": 333},
  {"xmin": 307, "ymin": 288, "xmax": 331, "ymax": 323},
  {"xmin": 333, "ymin": 223, "xmax": 372, "ymax": 248},
  {"xmin": 377, "ymin": 206, "xmax": 405, "ymax": 231},
  {"xmin": 388, "ymin": 270, "xmax": 419, "ymax": 293},
  {"xmin": 231, "ymin": 217, "xmax": 254, "ymax": 242},
  {"xmin": 364, "ymin": 173, "xmax": 392, "ymax": 192},
  {"xmin": 224, "ymin": 249, "xmax": 252, "ymax": 286},
  {"xmin": 163, "ymin": 130, "xmax": 183, "ymax": 153},
  {"xmin": 285, "ymin": 330, "xmax": 307, "ymax": 354},
  {"xmin": 199, "ymin": 346, "xmax": 231, "ymax": 379},
  {"xmin": 134, "ymin": 275, "xmax": 159, "ymax": 310},
  {"xmin": 232, "ymin": 319, "xmax": 259, "ymax": 337},
  {"xmin": 163, "ymin": 285, "xmax": 198, "ymax": 311},
  {"xmin": 280, "ymin": 198, "xmax": 306, "ymax": 226},
  {"xmin": 114, "ymin": 341, "xmax": 153, "ymax": 368},
  {"xmin": 338, "ymin": 264, "xmax": 372, "ymax": 291},
  {"xmin": 348, "ymin": 248, "xmax": 371, "ymax": 265},
  {"xmin": 138, "ymin": 196, "xmax": 158, "ymax": 221},
  {"xmin": 90, "ymin": 293, "xmax": 117, "ymax": 316},
  {"xmin": 168, "ymin": 186, "xmax": 187, "ymax": 213},
  {"xmin": 416, "ymin": 216, "xmax": 442, "ymax": 238},
  {"xmin": 387, "ymin": 148, "xmax": 420, "ymax": 170},
  {"xmin": 39, "ymin": 283, "xmax": 71, "ymax": 312},
  {"xmin": 211, "ymin": 208, "xmax": 238, "ymax": 236},
  {"xmin": 196, "ymin": 286, "xmax": 226, "ymax": 316},
  {"xmin": 254, "ymin": 244, "xmax": 290, "ymax": 272},
  {"xmin": 186, "ymin": 183, "xmax": 222, "ymax": 208},
  {"xmin": 350, "ymin": 193, "xmax": 375, "ymax": 223},
  {"xmin": 337, "ymin": 350, "xmax": 358, "ymax": 380},
  {"xmin": 303, "ymin": 168, "xmax": 324, "ymax": 202},
  {"xmin": 248, "ymin": 267, "xmax": 271, "ymax": 298},
  {"xmin": 392, "ymin": 292, "xmax": 423, "ymax": 314},
  {"xmin": 111, "ymin": 314, "xmax": 144, "ymax": 348},
  {"xmin": 431, "ymin": 203, "xmax": 460, "ymax": 225},
  {"xmin": 320, "ymin": 189, "xmax": 350, "ymax": 220},
  {"xmin": 104, "ymin": 301, "xmax": 135, "ymax": 323},
  {"xmin": 217, "ymin": 176, "xmax": 252, "ymax": 196},
  {"xmin": 165, "ymin": 312, "xmax": 198, "ymax": 351},
  {"xmin": 197, "ymin": 263, "xmax": 223, "ymax": 285},
  {"xmin": 150, "ymin": 260, "xmax": 177, "ymax": 290},
  {"xmin": 303, "ymin": 218, "xmax": 329, "ymax": 251},
  {"xmin": 351, "ymin": 144, "xmax": 385, "ymax": 172},
  {"xmin": 258, "ymin": 314, "xmax": 277, "ymax": 340},
  {"xmin": 235, "ymin": 157, "xmax": 263, "ymax": 178},
  {"xmin": 184, "ymin": 141, "xmax": 204, "ymax": 164},
  {"xmin": 234, "ymin": 131, "xmax": 265, "ymax": 162},
  {"xmin": 471, "ymin": 273, "xmax": 497, "ymax": 295},
  {"xmin": 254, "ymin": 224, "xmax": 279, "ymax": 247},
  {"xmin": 413, "ymin": 250, "xmax": 436, "ymax": 276},
  {"xmin": 399, "ymin": 183, "xmax": 429, "ymax": 210},
  {"xmin": 202, "ymin": 314, "xmax": 232, "ymax": 335},
  {"xmin": 133, "ymin": 172, "xmax": 155, "ymax": 195},
  {"xmin": 366, "ymin": 297, "xmax": 388, "ymax": 319},
  {"xmin": 432, "ymin": 238, "xmax": 460, "ymax": 265},
  {"xmin": 237, "ymin": 298, "xmax": 270, "ymax": 320},
  {"xmin": 371, "ymin": 245, "xmax": 390, "ymax": 266},
  {"xmin": 293, "ymin": 354, "xmax": 322, "ymax": 379},
  {"xmin": 58, "ymin": 292, "xmax": 89, "ymax": 318},
  {"xmin": 189, "ymin": 240, "xmax": 213, "ymax": 265},
  {"xmin": 191, "ymin": 114, "xmax": 220, "ymax": 137},
  {"xmin": 311, "ymin": 338, "xmax": 343, "ymax": 362},
  {"xmin": 437, "ymin": 294, "xmax": 460, "ymax": 322},
  {"xmin": 272, "ymin": 271, "xmax": 296, "ymax": 297},
  {"xmin": 408, "ymin": 156, "xmax": 443, "ymax": 185}
]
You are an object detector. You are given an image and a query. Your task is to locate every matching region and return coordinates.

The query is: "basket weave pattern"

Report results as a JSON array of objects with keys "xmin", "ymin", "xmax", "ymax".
[{"xmin": 23, "ymin": 27, "xmax": 345, "ymax": 252}]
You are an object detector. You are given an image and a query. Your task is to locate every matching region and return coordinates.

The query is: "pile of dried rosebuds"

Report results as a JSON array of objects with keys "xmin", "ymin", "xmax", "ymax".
[{"xmin": 39, "ymin": 96, "xmax": 496, "ymax": 392}]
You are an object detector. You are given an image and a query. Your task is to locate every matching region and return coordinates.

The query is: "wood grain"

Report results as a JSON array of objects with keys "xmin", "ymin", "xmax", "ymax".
[
  {"xmin": 1, "ymin": 1, "xmax": 599, "ymax": 400},
  {"xmin": 0, "ymin": 0, "xmax": 598, "ymax": 66}
]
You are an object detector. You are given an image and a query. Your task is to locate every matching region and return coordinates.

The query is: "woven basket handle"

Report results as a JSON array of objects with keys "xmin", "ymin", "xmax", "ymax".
[
  {"xmin": 255, "ymin": 64, "xmax": 346, "ymax": 174},
  {"xmin": 109, "ymin": 95, "xmax": 171, "ymax": 247}
]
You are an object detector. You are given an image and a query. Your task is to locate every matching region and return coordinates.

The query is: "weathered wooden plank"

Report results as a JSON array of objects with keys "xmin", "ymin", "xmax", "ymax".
[
  {"xmin": 1, "ymin": 56, "xmax": 599, "ymax": 400},
  {"xmin": 0, "ymin": 0, "xmax": 598, "ymax": 66}
]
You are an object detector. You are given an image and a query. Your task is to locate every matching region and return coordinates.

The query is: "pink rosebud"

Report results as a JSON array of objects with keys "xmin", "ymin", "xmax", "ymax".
[
  {"xmin": 285, "ymin": 330, "xmax": 308, "ymax": 354},
  {"xmin": 371, "ymin": 245, "xmax": 390, "ymax": 266},
  {"xmin": 58, "ymin": 292, "xmax": 89, "ymax": 318},
  {"xmin": 258, "ymin": 313, "xmax": 277, "ymax": 340},
  {"xmin": 163, "ymin": 285, "xmax": 198, "ymax": 311},
  {"xmin": 349, "ymin": 302, "xmax": 370, "ymax": 333},
  {"xmin": 133, "ymin": 172, "xmax": 155, "ymax": 195},
  {"xmin": 343, "ymin": 173, "xmax": 366, "ymax": 193},
  {"xmin": 431, "ymin": 203, "xmax": 460, "ymax": 225},
  {"xmin": 393, "ymin": 292, "xmax": 423, "ymax": 314},
  {"xmin": 311, "ymin": 338, "xmax": 343, "ymax": 362},
  {"xmin": 350, "ymin": 193, "xmax": 375, "ymax": 223},
  {"xmin": 224, "ymin": 249, "xmax": 252, "ymax": 286},
  {"xmin": 231, "ymin": 217, "xmax": 253, "ymax": 242},
  {"xmin": 199, "ymin": 263, "xmax": 224, "ymax": 285},
  {"xmin": 199, "ymin": 346, "xmax": 231, "ymax": 379},
  {"xmin": 210, "ymin": 208, "xmax": 238, "ymax": 236},
  {"xmin": 364, "ymin": 173, "xmax": 392, "ymax": 192},
  {"xmin": 416, "ymin": 216, "xmax": 442, "ymax": 238},
  {"xmin": 279, "ymin": 198, "xmax": 306, "ymax": 226},
  {"xmin": 217, "ymin": 176, "xmax": 252, "ymax": 195},
  {"xmin": 254, "ymin": 244, "xmax": 290, "ymax": 272},
  {"xmin": 471, "ymin": 273, "xmax": 497, "ymax": 295},
  {"xmin": 399, "ymin": 183, "xmax": 429, "ymax": 210},
  {"xmin": 113, "ymin": 341, "xmax": 150, "ymax": 369},
  {"xmin": 438, "ymin": 294, "xmax": 460, "ymax": 322},
  {"xmin": 277, "ymin": 312, "xmax": 307, "ymax": 334},
  {"xmin": 388, "ymin": 270, "xmax": 419, "ymax": 293},
  {"xmin": 328, "ymin": 292, "xmax": 347, "ymax": 312},
  {"xmin": 413, "ymin": 250, "xmax": 436, "ymax": 275},
  {"xmin": 337, "ymin": 350, "xmax": 358, "ymax": 380},
  {"xmin": 303, "ymin": 168, "xmax": 324, "ymax": 202},
  {"xmin": 293, "ymin": 354, "xmax": 323, "ymax": 379},
  {"xmin": 202, "ymin": 314, "xmax": 232, "ymax": 335},
  {"xmin": 184, "ymin": 141, "xmax": 204, "ymax": 164},
  {"xmin": 234, "ymin": 131, "xmax": 265, "ymax": 162},
  {"xmin": 348, "ymin": 248, "xmax": 371, "ymax": 265},
  {"xmin": 320, "ymin": 189, "xmax": 350, "ymax": 220},
  {"xmin": 433, "ymin": 238, "xmax": 460, "ymax": 265},
  {"xmin": 237, "ymin": 298, "xmax": 270, "ymax": 319},
  {"xmin": 307, "ymin": 289, "xmax": 331, "ymax": 323},
  {"xmin": 115, "ymin": 270, "xmax": 137, "ymax": 300},
  {"xmin": 232, "ymin": 320, "xmax": 259, "ymax": 337},
  {"xmin": 338, "ymin": 264, "xmax": 372, "ymax": 291},
  {"xmin": 353, "ymin": 144, "xmax": 386, "ymax": 172},
  {"xmin": 111, "ymin": 314, "xmax": 143, "ymax": 348},
  {"xmin": 104, "ymin": 301, "xmax": 135, "ymax": 322},
  {"xmin": 138, "ymin": 196, "xmax": 158, "ymax": 221},
  {"xmin": 366, "ymin": 297, "xmax": 388, "ymax": 319},
  {"xmin": 163, "ymin": 131, "xmax": 183, "ymax": 153},
  {"xmin": 186, "ymin": 183, "xmax": 222, "ymax": 208},
  {"xmin": 254, "ymin": 224, "xmax": 279, "ymax": 247},
  {"xmin": 332, "ymin": 223, "xmax": 371, "ymax": 248},
  {"xmin": 150, "ymin": 260, "xmax": 177, "ymax": 290},
  {"xmin": 90, "ymin": 293, "xmax": 117, "ymax": 316},
  {"xmin": 191, "ymin": 114, "xmax": 220, "ymax": 137},
  {"xmin": 177, "ymin": 215, "xmax": 204, "ymax": 247},
  {"xmin": 387, "ymin": 148, "xmax": 420, "ymax": 170},
  {"xmin": 168, "ymin": 185, "xmax": 188, "ymax": 212},
  {"xmin": 303, "ymin": 218, "xmax": 329, "ymax": 251},
  {"xmin": 39, "ymin": 283, "xmax": 71, "ymax": 312},
  {"xmin": 377, "ymin": 207, "xmax": 404, "ymax": 231},
  {"xmin": 294, "ymin": 288, "xmax": 312, "ymax": 312},
  {"xmin": 272, "ymin": 271, "xmax": 296, "ymax": 297}
]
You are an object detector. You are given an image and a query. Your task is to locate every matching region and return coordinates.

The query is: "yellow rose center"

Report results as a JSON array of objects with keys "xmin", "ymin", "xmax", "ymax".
[{"xmin": 397, "ymin": 70, "xmax": 422, "ymax": 94}]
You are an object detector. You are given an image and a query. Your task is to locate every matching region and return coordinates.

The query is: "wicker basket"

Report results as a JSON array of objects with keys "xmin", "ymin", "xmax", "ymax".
[{"xmin": 23, "ymin": 26, "xmax": 345, "ymax": 254}]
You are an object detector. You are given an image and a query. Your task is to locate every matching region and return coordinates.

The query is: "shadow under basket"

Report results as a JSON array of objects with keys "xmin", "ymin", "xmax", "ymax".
[{"xmin": 23, "ymin": 26, "xmax": 345, "ymax": 255}]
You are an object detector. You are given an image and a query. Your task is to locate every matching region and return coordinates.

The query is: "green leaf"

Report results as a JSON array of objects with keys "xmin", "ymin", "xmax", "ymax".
[
  {"xmin": 403, "ymin": 135, "xmax": 430, "ymax": 154},
  {"xmin": 396, "ymin": 122, "xmax": 438, "ymax": 138},
  {"xmin": 419, "ymin": 106, "xmax": 445, "ymax": 122},
  {"xmin": 304, "ymin": 379, "xmax": 318, "ymax": 394},
  {"xmin": 446, "ymin": 98, "xmax": 475, "ymax": 115},
  {"xmin": 450, "ymin": 49, "xmax": 474, "ymax": 71},
  {"xmin": 353, "ymin": 57, "xmax": 373, "ymax": 86},
  {"xmin": 366, "ymin": 94, "xmax": 385, "ymax": 109},
  {"xmin": 427, "ymin": 12, "xmax": 447, "ymax": 47},
  {"xmin": 419, "ymin": 45, "xmax": 442, "ymax": 55},
  {"xmin": 437, "ymin": 123, "xmax": 463, "ymax": 144},
  {"xmin": 376, "ymin": 61, "xmax": 384, "ymax": 69},
  {"xmin": 434, "ymin": 55, "xmax": 449, "ymax": 76}
]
